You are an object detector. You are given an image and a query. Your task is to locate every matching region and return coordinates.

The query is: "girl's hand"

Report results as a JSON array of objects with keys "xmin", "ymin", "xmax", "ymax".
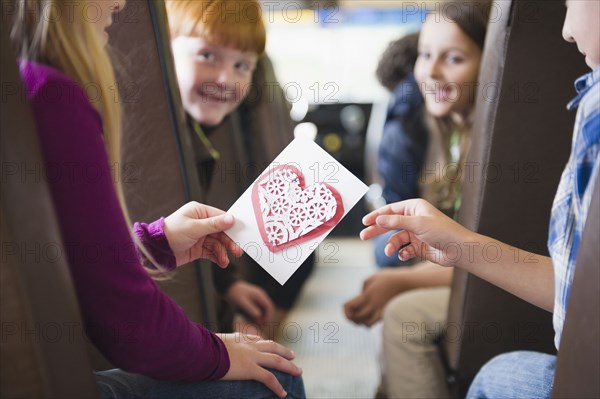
[
  {"xmin": 163, "ymin": 202, "xmax": 243, "ymax": 267},
  {"xmin": 226, "ymin": 281, "xmax": 275, "ymax": 325},
  {"xmin": 361, "ymin": 199, "xmax": 475, "ymax": 268},
  {"xmin": 217, "ymin": 333, "xmax": 303, "ymax": 398},
  {"xmin": 344, "ymin": 269, "xmax": 408, "ymax": 326}
]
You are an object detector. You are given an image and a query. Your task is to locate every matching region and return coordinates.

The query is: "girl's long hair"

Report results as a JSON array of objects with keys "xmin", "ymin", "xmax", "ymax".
[
  {"xmin": 10, "ymin": 0, "xmax": 167, "ymax": 275},
  {"xmin": 11, "ymin": 0, "xmax": 122, "ymax": 179}
]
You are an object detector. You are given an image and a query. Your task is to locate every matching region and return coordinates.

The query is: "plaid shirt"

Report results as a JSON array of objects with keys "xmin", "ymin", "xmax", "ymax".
[{"xmin": 548, "ymin": 66, "xmax": 600, "ymax": 349}]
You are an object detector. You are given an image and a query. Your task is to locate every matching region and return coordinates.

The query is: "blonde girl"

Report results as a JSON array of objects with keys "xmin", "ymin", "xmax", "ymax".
[{"xmin": 9, "ymin": 0, "xmax": 304, "ymax": 397}]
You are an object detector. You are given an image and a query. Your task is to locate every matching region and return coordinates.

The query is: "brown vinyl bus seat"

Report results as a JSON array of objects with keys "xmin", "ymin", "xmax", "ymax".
[
  {"xmin": 552, "ymin": 174, "xmax": 600, "ymax": 398},
  {"xmin": 0, "ymin": 16, "xmax": 99, "ymax": 399},
  {"xmin": 109, "ymin": 0, "xmax": 305, "ymax": 339},
  {"xmin": 53, "ymin": 0, "xmax": 220, "ymax": 370},
  {"xmin": 107, "ymin": 0, "xmax": 219, "ymax": 328},
  {"xmin": 442, "ymin": 1, "xmax": 589, "ymax": 396}
]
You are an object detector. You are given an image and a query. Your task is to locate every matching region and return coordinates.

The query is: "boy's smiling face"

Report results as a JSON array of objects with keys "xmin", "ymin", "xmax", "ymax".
[
  {"xmin": 563, "ymin": 0, "xmax": 600, "ymax": 69},
  {"xmin": 172, "ymin": 37, "xmax": 258, "ymax": 126}
]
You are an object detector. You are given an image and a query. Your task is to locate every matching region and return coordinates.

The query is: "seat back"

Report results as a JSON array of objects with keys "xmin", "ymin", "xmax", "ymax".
[
  {"xmin": 552, "ymin": 174, "xmax": 600, "ymax": 398},
  {"xmin": 0, "ymin": 15, "xmax": 98, "ymax": 399},
  {"xmin": 241, "ymin": 55, "xmax": 296, "ymax": 168},
  {"xmin": 443, "ymin": 1, "xmax": 589, "ymax": 396},
  {"xmin": 108, "ymin": 0, "xmax": 218, "ymax": 326},
  {"xmin": 81, "ymin": 0, "xmax": 221, "ymax": 370}
]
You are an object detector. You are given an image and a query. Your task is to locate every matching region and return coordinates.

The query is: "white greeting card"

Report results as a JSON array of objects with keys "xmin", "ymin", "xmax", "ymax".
[{"xmin": 225, "ymin": 137, "xmax": 369, "ymax": 285}]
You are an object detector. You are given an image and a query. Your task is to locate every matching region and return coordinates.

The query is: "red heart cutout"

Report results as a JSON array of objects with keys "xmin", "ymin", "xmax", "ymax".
[{"xmin": 252, "ymin": 165, "xmax": 344, "ymax": 252}]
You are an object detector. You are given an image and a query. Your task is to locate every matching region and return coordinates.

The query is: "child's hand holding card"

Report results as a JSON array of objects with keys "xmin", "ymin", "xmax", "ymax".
[{"xmin": 226, "ymin": 138, "xmax": 368, "ymax": 285}]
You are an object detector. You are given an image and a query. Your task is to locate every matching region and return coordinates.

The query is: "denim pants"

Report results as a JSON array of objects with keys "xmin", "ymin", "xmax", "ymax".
[
  {"xmin": 96, "ymin": 369, "xmax": 306, "ymax": 399},
  {"xmin": 466, "ymin": 351, "xmax": 557, "ymax": 399}
]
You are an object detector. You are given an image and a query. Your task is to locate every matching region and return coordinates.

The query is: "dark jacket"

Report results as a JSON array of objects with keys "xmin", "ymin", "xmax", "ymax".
[{"xmin": 377, "ymin": 73, "xmax": 429, "ymax": 204}]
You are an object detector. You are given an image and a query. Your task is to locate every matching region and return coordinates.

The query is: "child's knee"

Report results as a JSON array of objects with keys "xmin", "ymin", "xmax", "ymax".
[{"xmin": 273, "ymin": 370, "xmax": 305, "ymax": 399}]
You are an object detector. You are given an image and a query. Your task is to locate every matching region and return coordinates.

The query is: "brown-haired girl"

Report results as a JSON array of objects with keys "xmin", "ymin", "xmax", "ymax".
[{"xmin": 345, "ymin": 2, "xmax": 491, "ymax": 397}]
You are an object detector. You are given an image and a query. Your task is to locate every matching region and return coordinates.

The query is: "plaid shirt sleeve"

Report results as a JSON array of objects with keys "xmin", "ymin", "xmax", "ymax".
[{"xmin": 548, "ymin": 67, "xmax": 600, "ymax": 349}]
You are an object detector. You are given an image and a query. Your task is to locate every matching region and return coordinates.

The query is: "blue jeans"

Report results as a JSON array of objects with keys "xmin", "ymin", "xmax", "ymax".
[
  {"xmin": 373, "ymin": 230, "xmax": 417, "ymax": 267},
  {"xmin": 466, "ymin": 351, "xmax": 557, "ymax": 399},
  {"xmin": 96, "ymin": 369, "xmax": 305, "ymax": 399}
]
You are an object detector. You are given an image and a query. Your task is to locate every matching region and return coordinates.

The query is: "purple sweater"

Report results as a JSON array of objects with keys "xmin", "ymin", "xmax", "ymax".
[{"xmin": 19, "ymin": 61, "xmax": 229, "ymax": 381}]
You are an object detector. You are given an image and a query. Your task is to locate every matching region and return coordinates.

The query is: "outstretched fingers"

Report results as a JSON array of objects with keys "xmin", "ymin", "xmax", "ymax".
[
  {"xmin": 361, "ymin": 214, "xmax": 421, "ymax": 243},
  {"xmin": 386, "ymin": 229, "xmax": 428, "ymax": 262},
  {"xmin": 384, "ymin": 229, "xmax": 412, "ymax": 256},
  {"xmin": 362, "ymin": 200, "xmax": 421, "ymax": 227},
  {"xmin": 398, "ymin": 242, "xmax": 419, "ymax": 261},
  {"xmin": 360, "ymin": 224, "xmax": 391, "ymax": 240}
]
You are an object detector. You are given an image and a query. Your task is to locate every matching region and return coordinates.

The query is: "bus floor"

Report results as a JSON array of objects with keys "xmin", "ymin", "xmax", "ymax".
[{"xmin": 282, "ymin": 237, "xmax": 380, "ymax": 398}]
